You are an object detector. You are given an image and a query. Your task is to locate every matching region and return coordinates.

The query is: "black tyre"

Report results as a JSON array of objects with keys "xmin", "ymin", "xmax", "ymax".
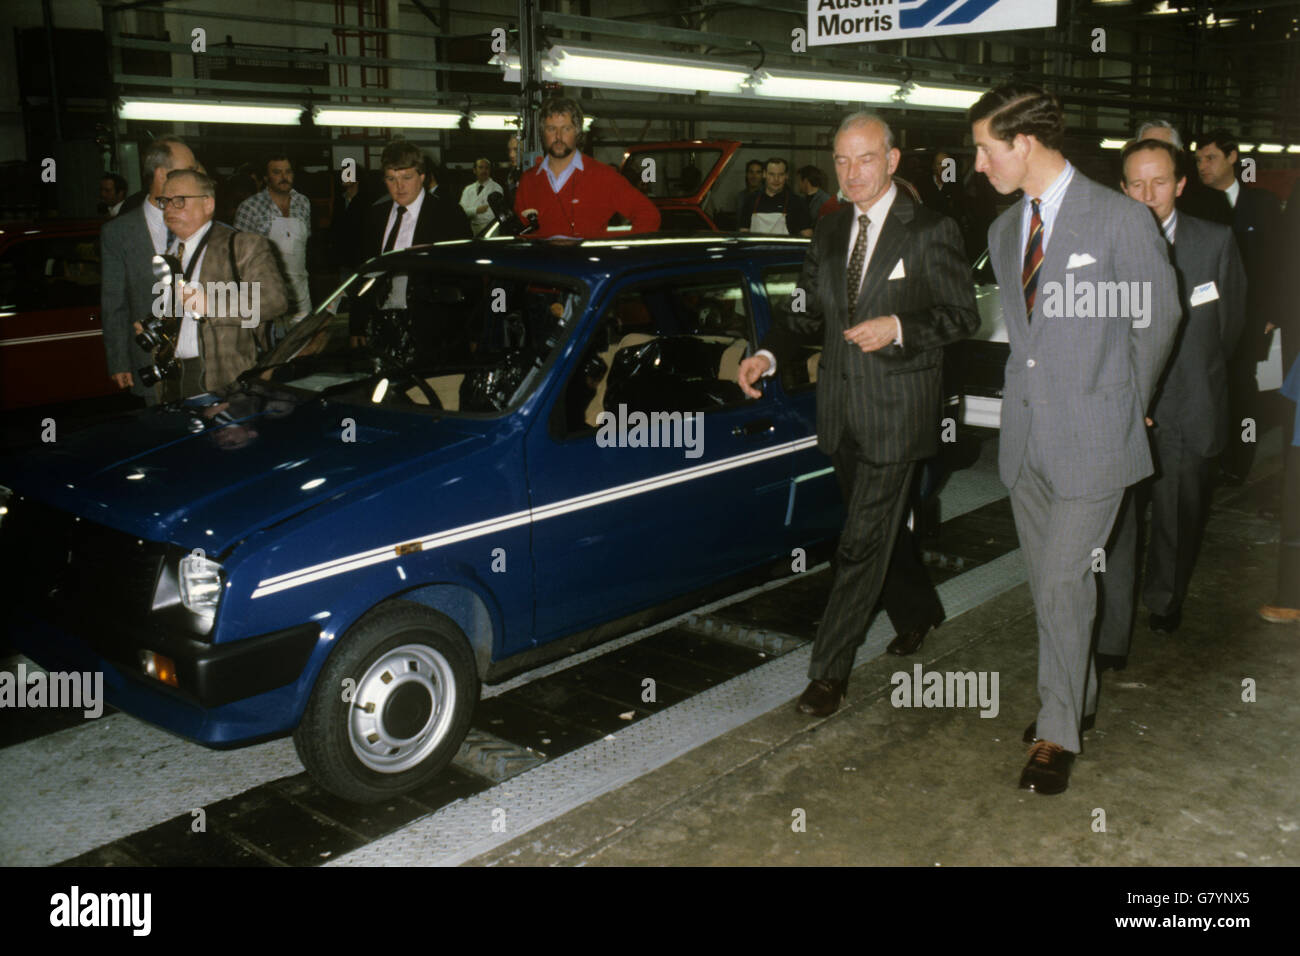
[{"xmin": 293, "ymin": 601, "xmax": 479, "ymax": 804}]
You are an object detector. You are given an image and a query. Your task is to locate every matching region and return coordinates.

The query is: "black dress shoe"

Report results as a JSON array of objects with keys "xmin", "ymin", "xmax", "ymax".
[
  {"xmin": 796, "ymin": 678, "xmax": 845, "ymax": 717},
  {"xmin": 886, "ymin": 624, "xmax": 935, "ymax": 656},
  {"xmin": 1149, "ymin": 608, "xmax": 1181, "ymax": 634},
  {"xmin": 1018, "ymin": 740, "xmax": 1074, "ymax": 795},
  {"xmin": 1023, "ymin": 713, "xmax": 1094, "ymax": 744},
  {"xmin": 1096, "ymin": 653, "xmax": 1128, "ymax": 672}
]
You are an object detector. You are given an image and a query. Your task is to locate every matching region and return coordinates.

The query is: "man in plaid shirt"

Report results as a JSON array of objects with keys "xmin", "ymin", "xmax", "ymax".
[{"xmin": 234, "ymin": 154, "xmax": 313, "ymax": 323}]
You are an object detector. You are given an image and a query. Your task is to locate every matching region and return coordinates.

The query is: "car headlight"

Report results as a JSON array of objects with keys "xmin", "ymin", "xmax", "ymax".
[{"xmin": 179, "ymin": 551, "xmax": 224, "ymax": 621}]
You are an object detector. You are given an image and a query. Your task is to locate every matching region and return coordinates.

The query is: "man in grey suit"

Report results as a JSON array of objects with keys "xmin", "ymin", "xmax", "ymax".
[
  {"xmin": 970, "ymin": 86, "xmax": 1180, "ymax": 794},
  {"xmin": 101, "ymin": 136, "xmax": 196, "ymax": 405},
  {"xmin": 737, "ymin": 112, "xmax": 979, "ymax": 716},
  {"xmin": 1097, "ymin": 139, "xmax": 1247, "ymax": 658}
]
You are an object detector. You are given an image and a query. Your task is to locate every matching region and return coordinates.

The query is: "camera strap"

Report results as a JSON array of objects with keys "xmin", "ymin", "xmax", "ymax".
[{"xmin": 179, "ymin": 227, "xmax": 215, "ymax": 283}]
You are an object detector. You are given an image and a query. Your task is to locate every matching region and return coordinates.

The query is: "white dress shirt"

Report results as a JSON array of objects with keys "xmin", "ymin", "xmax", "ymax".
[
  {"xmin": 757, "ymin": 182, "xmax": 902, "ymax": 377},
  {"xmin": 1225, "ymin": 179, "xmax": 1240, "ymax": 209},
  {"xmin": 170, "ymin": 221, "xmax": 213, "ymax": 360},
  {"xmin": 459, "ymin": 177, "xmax": 503, "ymax": 231},
  {"xmin": 1019, "ymin": 160, "xmax": 1075, "ymax": 256},
  {"xmin": 381, "ymin": 188, "xmax": 427, "ymax": 309},
  {"xmin": 381, "ymin": 186, "xmax": 426, "ymax": 253}
]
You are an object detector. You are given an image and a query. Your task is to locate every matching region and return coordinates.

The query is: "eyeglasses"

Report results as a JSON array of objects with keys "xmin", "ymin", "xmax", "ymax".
[{"xmin": 155, "ymin": 195, "xmax": 209, "ymax": 210}]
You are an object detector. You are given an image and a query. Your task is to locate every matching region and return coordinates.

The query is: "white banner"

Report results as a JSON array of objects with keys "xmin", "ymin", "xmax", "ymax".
[{"xmin": 808, "ymin": 0, "xmax": 1057, "ymax": 47}]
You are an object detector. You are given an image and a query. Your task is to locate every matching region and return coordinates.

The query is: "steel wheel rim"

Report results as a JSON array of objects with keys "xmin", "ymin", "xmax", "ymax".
[{"xmin": 348, "ymin": 642, "xmax": 456, "ymax": 773}]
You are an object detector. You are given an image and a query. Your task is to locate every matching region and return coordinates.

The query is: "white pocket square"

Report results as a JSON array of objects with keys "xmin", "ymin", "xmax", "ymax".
[
  {"xmin": 888, "ymin": 258, "xmax": 906, "ymax": 280},
  {"xmin": 1066, "ymin": 253, "xmax": 1096, "ymax": 269}
]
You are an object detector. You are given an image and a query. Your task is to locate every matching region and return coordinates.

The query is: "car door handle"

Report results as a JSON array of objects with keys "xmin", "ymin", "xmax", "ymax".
[{"xmin": 732, "ymin": 418, "xmax": 774, "ymax": 437}]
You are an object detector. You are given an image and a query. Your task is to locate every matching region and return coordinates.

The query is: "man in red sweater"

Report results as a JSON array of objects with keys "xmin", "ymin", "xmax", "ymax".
[{"xmin": 515, "ymin": 96, "xmax": 660, "ymax": 238}]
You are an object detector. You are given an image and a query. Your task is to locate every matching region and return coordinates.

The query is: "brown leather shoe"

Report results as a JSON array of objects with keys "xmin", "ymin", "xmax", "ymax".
[
  {"xmin": 1018, "ymin": 740, "xmax": 1073, "ymax": 795},
  {"xmin": 796, "ymin": 678, "xmax": 844, "ymax": 717},
  {"xmin": 1259, "ymin": 605, "xmax": 1300, "ymax": 624},
  {"xmin": 1023, "ymin": 713, "xmax": 1094, "ymax": 744},
  {"xmin": 886, "ymin": 625, "xmax": 932, "ymax": 656}
]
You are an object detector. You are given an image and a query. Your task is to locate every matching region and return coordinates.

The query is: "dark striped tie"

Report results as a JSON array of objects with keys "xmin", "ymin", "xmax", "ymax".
[
  {"xmin": 846, "ymin": 214, "xmax": 870, "ymax": 316},
  {"xmin": 1022, "ymin": 198, "xmax": 1043, "ymax": 320}
]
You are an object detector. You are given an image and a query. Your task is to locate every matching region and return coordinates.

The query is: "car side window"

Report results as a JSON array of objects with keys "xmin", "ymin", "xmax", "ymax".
[
  {"xmin": 762, "ymin": 265, "xmax": 821, "ymax": 392},
  {"xmin": 0, "ymin": 236, "xmax": 101, "ymax": 312},
  {"xmin": 561, "ymin": 272, "xmax": 754, "ymax": 435}
]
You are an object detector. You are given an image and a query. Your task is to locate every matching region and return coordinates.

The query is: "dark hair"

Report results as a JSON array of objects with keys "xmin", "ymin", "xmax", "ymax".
[
  {"xmin": 797, "ymin": 165, "xmax": 824, "ymax": 189},
  {"xmin": 745, "ymin": 159, "xmax": 764, "ymax": 173},
  {"xmin": 967, "ymin": 84, "xmax": 1065, "ymax": 152},
  {"xmin": 142, "ymin": 136, "xmax": 190, "ymax": 177},
  {"xmin": 1199, "ymin": 128, "xmax": 1239, "ymax": 160},
  {"xmin": 164, "ymin": 167, "xmax": 216, "ymax": 197},
  {"xmin": 1120, "ymin": 138, "xmax": 1182, "ymax": 182},
  {"xmin": 764, "ymin": 157, "xmax": 789, "ymax": 174},
  {"xmin": 101, "ymin": 172, "xmax": 127, "ymax": 195},
  {"xmin": 265, "ymin": 153, "xmax": 292, "ymax": 175},
  {"xmin": 380, "ymin": 140, "xmax": 425, "ymax": 173},
  {"xmin": 539, "ymin": 96, "xmax": 584, "ymax": 136}
]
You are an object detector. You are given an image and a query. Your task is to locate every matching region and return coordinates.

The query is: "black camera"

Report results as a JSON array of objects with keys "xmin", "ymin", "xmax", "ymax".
[{"xmin": 137, "ymin": 253, "xmax": 183, "ymax": 385}]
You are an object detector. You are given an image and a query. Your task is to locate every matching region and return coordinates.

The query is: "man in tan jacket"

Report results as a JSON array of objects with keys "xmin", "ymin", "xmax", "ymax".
[{"xmin": 145, "ymin": 168, "xmax": 289, "ymax": 400}]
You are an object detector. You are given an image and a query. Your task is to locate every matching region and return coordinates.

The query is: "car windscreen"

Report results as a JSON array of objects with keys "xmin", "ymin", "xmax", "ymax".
[
  {"xmin": 622, "ymin": 148, "xmax": 723, "ymax": 200},
  {"xmin": 243, "ymin": 261, "xmax": 586, "ymax": 417}
]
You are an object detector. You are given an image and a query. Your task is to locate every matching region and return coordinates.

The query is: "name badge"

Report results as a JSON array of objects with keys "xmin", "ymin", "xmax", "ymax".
[{"xmin": 1189, "ymin": 281, "xmax": 1219, "ymax": 307}]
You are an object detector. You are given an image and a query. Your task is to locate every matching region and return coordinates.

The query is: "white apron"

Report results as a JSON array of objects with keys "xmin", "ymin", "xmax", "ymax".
[
  {"xmin": 749, "ymin": 210, "xmax": 789, "ymax": 235},
  {"xmin": 270, "ymin": 213, "xmax": 311, "ymax": 322}
]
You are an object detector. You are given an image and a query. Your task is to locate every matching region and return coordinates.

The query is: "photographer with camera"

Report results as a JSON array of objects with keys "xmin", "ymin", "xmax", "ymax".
[
  {"xmin": 141, "ymin": 169, "xmax": 289, "ymax": 401},
  {"xmin": 101, "ymin": 135, "xmax": 197, "ymax": 405}
]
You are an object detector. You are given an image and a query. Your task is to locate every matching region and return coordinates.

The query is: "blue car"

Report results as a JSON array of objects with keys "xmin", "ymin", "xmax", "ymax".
[{"xmin": 0, "ymin": 235, "xmax": 849, "ymax": 802}]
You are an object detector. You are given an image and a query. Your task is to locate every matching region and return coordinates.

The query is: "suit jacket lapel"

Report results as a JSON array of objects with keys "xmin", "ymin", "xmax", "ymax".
[
  {"xmin": 855, "ymin": 205, "xmax": 907, "ymax": 320},
  {"xmin": 993, "ymin": 203, "xmax": 1029, "ymax": 344},
  {"xmin": 1028, "ymin": 178, "xmax": 1083, "ymax": 341},
  {"xmin": 826, "ymin": 209, "xmax": 851, "ymax": 326}
]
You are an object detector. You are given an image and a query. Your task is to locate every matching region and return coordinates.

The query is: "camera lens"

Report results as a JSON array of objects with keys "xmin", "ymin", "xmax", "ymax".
[{"xmin": 138, "ymin": 364, "xmax": 161, "ymax": 387}]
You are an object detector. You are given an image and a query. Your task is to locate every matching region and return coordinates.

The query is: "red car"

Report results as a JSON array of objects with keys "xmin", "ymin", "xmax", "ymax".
[{"xmin": 0, "ymin": 219, "xmax": 116, "ymax": 411}]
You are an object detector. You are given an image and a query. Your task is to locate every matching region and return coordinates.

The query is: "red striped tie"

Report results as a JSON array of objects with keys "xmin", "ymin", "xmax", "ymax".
[{"xmin": 1022, "ymin": 198, "xmax": 1043, "ymax": 320}]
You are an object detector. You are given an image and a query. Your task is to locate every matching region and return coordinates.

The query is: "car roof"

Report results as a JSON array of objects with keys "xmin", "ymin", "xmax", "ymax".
[
  {"xmin": 365, "ymin": 233, "xmax": 811, "ymax": 280},
  {"xmin": 0, "ymin": 220, "xmax": 101, "ymax": 247}
]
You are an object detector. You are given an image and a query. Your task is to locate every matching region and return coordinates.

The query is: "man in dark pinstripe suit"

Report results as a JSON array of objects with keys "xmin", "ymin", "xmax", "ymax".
[{"xmin": 738, "ymin": 112, "xmax": 980, "ymax": 717}]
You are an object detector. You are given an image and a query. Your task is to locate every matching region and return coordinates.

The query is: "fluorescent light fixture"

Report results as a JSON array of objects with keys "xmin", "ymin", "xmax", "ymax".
[
  {"xmin": 119, "ymin": 99, "xmax": 301, "ymax": 125},
  {"xmin": 748, "ymin": 69, "xmax": 896, "ymax": 104},
  {"xmin": 1237, "ymin": 142, "xmax": 1256, "ymax": 152},
  {"xmin": 1100, "ymin": 138, "xmax": 1128, "ymax": 150},
  {"xmin": 316, "ymin": 108, "xmax": 461, "ymax": 129},
  {"xmin": 468, "ymin": 113, "xmax": 520, "ymax": 131},
  {"xmin": 899, "ymin": 83, "xmax": 983, "ymax": 110},
  {"xmin": 1287, "ymin": 145, "xmax": 1300, "ymax": 154},
  {"xmin": 1257, "ymin": 143, "xmax": 1284, "ymax": 153},
  {"xmin": 493, "ymin": 48, "xmax": 747, "ymax": 95},
  {"xmin": 545, "ymin": 45, "xmax": 749, "ymax": 94}
]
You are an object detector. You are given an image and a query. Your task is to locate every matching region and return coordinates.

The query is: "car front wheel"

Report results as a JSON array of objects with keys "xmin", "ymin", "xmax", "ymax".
[{"xmin": 293, "ymin": 601, "xmax": 479, "ymax": 804}]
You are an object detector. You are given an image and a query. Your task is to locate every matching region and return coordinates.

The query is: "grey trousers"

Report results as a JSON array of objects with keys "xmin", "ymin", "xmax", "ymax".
[{"xmin": 1010, "ymin": 443, "xmax": 1124, "ymax": 753}]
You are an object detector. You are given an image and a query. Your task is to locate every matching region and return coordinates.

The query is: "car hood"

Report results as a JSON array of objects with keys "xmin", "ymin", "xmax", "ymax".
[{"xmin": 0, "ymin": 389, "xmax": 483, "ymax": 552}]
